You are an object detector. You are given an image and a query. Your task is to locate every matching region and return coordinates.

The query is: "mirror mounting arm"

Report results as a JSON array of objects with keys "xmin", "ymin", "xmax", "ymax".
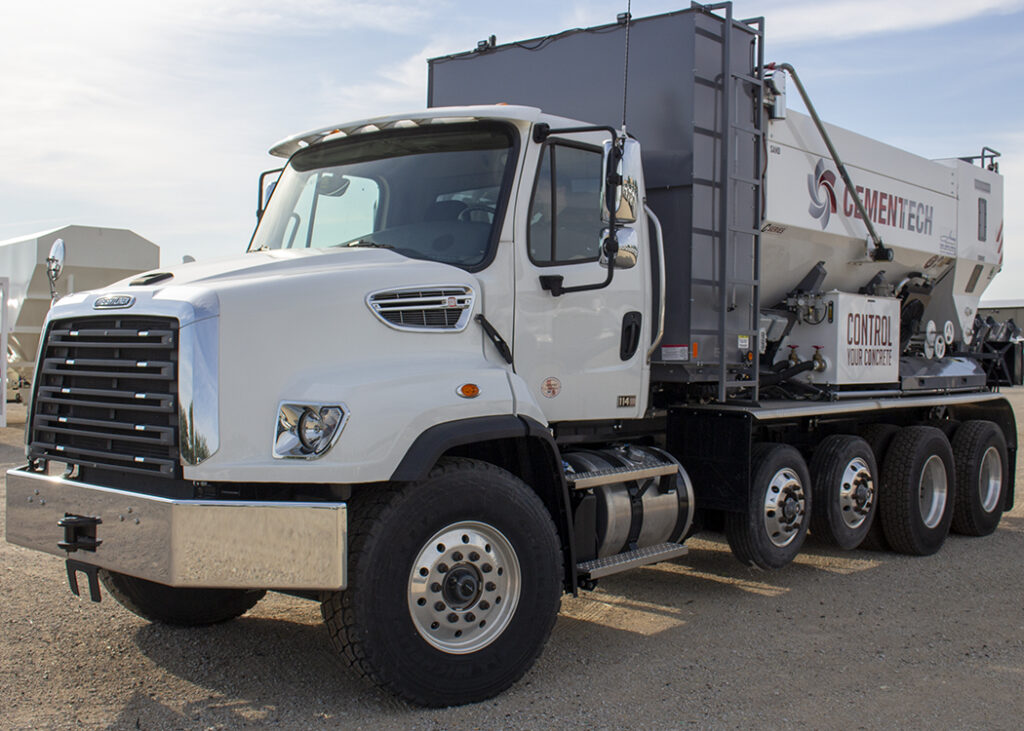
[
  {"xmin": 256, "ymin": 167, "xmax": 285, "ymax": 219},
  {"xmin": 540, "ymin": 235, "xmax": 619, "ymax": 297}
]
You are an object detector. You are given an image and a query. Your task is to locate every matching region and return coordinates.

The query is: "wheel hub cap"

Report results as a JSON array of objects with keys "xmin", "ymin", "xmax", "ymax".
[
  {"xmin": 839, "ymin": 457, "xmax": 874, "ymax": 529},
  {"xmin": 443, "ymin": 567, "xmax": 481, "ymax": 609},
  {"xmin": 763, "ymin": 468, "xmax": 806, "ymax": 547},
  {"xmin": 978, "ymin": 446, "xmax": 1003, "ymax": 513},
  {"xmin": 918, "ymin": 454, "xmax": 948, "ymax": 529},
  {"xmin": 408, "ymin": 521, "xmax": 521, "ymax": 654}
]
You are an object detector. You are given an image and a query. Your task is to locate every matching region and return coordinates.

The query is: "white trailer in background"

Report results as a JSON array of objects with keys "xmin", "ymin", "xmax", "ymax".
[
  {"xmin": 0, "ymin": 225, "xmax": 159, "ymax": 402},
  {"xmin": 1, "ymin": 276, "xmax": 7, "ymax": 426}
]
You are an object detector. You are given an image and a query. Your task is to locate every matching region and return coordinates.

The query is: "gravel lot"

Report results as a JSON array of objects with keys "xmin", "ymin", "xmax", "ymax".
[{"xmin": 3, "ymin": 394, "xmax": 1024, "ymax": 730}]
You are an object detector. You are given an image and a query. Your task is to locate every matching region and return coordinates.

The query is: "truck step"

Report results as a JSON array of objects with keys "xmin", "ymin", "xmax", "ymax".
[
  {"xmin": 566, "ymin": 463, "xmax": 678, "ymax": 490},
  {"xmin": 577, "ymin": 543, "xmax": 689, "ymax": 580}
]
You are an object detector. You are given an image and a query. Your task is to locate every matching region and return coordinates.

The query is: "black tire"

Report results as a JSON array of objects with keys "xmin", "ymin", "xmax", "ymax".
[
  {"xmin": 725, "ymin": 443, "xmax": 811, "ymax": 569},
  {"xmin": 99, "ymin": 571, "xmax": 265, "ymax": 626},
  {"xmin": 951, "ymin": 420, "xmax": 1008, "ymax": 536},
  {"xmin": 879, "ymin": 426, "xmax": 955, "ymax": 556},
  {"xmin": 857, "ymin": 423, "xmax": 900, "ymax": 551},
  {"xmin": 809, "ymin": 435, "xmax": 878, "ymax": 550},
  {"xmin": 320, "ymin": 458, "xmax": 563, "ymax": 707}
]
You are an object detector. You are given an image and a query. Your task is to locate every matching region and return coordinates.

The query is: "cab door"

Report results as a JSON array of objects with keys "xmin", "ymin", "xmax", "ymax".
[{"xmin": 512, "ymin": 137, "xmax": 650, "ymax": 422}]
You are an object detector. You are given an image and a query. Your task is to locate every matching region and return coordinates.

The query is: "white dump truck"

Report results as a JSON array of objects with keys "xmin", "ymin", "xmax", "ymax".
[{"xmin": 5, "ymin": 4, "xmax": 1017, "ymax": 707}]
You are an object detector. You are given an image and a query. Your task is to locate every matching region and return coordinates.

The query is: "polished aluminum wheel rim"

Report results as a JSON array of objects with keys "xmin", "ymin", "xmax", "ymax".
[
  {"xmin": 979, "ymin": 446, "xmax": 1003, "ymax": 513},
  {"xmin": 763, "ymin": 467, "xmax": 806, "ymax": 547},
  {"xmin": 918, "ymin": 454, "xmax": 948, "ymax": 529},
  {"xmin": 839, "ymin": 457, "xmax": 874, "ymax": 529},
  {"xmin": 408, "ymin": 521, "xmax": 520, "ymax": 654}
]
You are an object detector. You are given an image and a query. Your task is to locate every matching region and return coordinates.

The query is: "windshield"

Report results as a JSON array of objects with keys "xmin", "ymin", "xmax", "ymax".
[{"xmin": 249, "ymin": 122, "xmax": 518, "ymax": 270}]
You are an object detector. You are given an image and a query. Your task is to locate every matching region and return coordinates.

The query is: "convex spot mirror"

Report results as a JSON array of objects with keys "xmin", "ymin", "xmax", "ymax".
[
  {"xmin": 601, "ymin": 138, "xmax": 641, "ymax": 224},
  {"xmin": 599, "ymin": 227, "xmax": 638, "ymax": 269},
  {"xmin": 47, "ymin": 238, "xmax": 65, "ymax": 282}
]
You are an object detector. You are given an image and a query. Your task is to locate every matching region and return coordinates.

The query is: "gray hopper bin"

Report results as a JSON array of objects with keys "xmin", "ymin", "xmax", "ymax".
[{"xmin": 0, "ymin": 225, "xmax": 160, "ymax": 380}]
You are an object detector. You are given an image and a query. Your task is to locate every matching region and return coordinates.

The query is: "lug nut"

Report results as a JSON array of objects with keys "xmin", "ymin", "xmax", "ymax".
[
  {"xmin": 479, "ymin": 600, "xmax": 490, "ymax": 610},
  {"xmin": 430, "ymin": 582, "xmax": 441, "ymax": 593},
  {"xmin": 485, "ymin": 581, "xmax": 496, "ymax": 592},
  {"xmin": 482, "ymin": 564, "xmax": 492, "ymax": 573},
  {"xmin": 469, "ymin": 551, "xmax": 480, "ymax": 561},
  {"xmin": 447, "ymin": 613, "xmax": 458, "ymax": 623},
  {"xmin": 435, "ymin": 601, "xmax": 445, "ymax": 611},
  {"xmin": 452, "ymin": 551, "xmax": 463, "ymax": 562},
  {"xmin": 438, "ymin": 563, "xmax": 449, "ymax": 574},
  {"xmin": 466, "ymin": 613, "xmax": 476, "ymax": 622}
]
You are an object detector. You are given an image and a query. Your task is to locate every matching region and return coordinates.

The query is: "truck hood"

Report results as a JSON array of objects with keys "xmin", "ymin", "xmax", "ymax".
[
  {"xmin": 106, "ymin": 247, "xmax": 468, "ymax": 291},
  {"xmin": 47, "ymin": 246, "xmax": 480, "ymax": 332}
]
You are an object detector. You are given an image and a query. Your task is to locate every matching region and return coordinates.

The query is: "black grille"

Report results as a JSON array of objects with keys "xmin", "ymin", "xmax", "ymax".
[
  {"xmin": 29, "ymin": 316, "xmax": 179, "ymax": 477},
  {"xmin": 381, "ymin": 307, "xmax": 464, "ymax": 328}
]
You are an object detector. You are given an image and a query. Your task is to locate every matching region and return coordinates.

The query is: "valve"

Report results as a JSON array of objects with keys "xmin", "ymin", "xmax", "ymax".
[
  {"xmin": 812, "ymin": 346, "xmax": 827, "ymax": 372},
  {"xmin": 787, "ymin": 345, "xmax": 800, "ymax": 366}
]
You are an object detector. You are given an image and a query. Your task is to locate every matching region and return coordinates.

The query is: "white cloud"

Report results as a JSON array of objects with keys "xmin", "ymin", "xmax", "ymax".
[{"xmin": 763, "ymin": 0, "xmax": 1024, "ymax": 43}]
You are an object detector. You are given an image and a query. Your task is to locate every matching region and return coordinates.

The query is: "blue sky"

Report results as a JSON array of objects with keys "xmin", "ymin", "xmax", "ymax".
[{"xmin": 1, "ymin": 0, "xmax": 1021, "ymax": 299}]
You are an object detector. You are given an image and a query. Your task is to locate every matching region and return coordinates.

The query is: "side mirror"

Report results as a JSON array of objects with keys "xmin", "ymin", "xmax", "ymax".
[
  {"xmin": 46, "ymin": 238, "xmax": 65, "ymax": 303},
  {"xmin": 257, "ymin": 167, "xmax": 284, "ymax": 219},
  {"xmin": 47, "ymin": 238, "xmax": 65, "ymax": 281},
  {"xmin": 601, "ymin": 138, "xmax": 641, "ymax": 224},
  {"xmin": 599, "ymin": 227, "xmax": 638, "ymax": 269}
]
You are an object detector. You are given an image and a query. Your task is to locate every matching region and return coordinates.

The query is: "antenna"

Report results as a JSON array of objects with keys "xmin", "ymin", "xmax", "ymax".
[{"xmin": 619, "ymin": 1, "xmax": 632, "ymax": 132}]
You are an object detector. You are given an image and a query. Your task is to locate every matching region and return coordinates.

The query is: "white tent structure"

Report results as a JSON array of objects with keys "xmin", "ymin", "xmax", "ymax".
[{"xmin": 0, "ymin": 225, "xmax": 159, "ymax": 424}]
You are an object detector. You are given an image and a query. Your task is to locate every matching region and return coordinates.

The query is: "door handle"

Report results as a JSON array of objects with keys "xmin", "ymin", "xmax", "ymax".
[{"xmin": 620, "ymin": 311, "xmax": 642, "ymax": 361}]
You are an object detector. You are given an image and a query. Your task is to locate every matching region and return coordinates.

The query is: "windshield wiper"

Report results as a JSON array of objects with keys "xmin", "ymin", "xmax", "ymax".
[{"xmin": 343, "ymin": 239, "xmax": 393, "ymax": 249}]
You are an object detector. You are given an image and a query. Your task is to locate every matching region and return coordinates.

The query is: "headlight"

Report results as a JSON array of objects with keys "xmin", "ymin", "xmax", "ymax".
[{"xmin": 274, "ymin": 403, "xmax": 348, "ymax": 459}]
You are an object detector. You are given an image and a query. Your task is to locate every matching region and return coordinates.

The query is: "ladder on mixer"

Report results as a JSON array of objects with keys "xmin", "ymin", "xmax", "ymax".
[{"xmin": 690, "ymin": 3, "xmax": 764, "ymax": 404}]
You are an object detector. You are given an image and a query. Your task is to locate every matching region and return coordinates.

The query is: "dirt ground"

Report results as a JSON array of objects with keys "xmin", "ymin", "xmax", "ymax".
[{"xmin": 2, "ymin": 394, "xmax": 1023, "ymax": 730}]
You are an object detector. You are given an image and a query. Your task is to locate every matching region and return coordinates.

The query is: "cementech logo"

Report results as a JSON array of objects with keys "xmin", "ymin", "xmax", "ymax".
[{"xmin": 807, "ymin": 158, "xmax": 837, "ymax": 229}]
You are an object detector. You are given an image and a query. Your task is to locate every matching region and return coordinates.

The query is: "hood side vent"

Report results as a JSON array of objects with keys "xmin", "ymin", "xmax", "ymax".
[
  {"xmin": 367, "ymin": 286, "xmax": 475, "ymax": 332},
  {"xmin": 130, "ymin": 272, "xmax": 174, "ymax": 286}
]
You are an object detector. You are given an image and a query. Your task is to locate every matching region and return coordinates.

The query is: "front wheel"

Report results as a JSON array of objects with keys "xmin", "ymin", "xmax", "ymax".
[{"xmin": 321, "ymin": 458, "xmax": 563, "ymax": 707}]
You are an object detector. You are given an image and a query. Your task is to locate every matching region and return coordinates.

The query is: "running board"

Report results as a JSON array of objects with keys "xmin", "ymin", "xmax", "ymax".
[
  {"xmin": 576, "ymin": 543, "xmax": 688, "ymax": 580},
  {"xmin": 566, "ymin": 463, "xmax": 677, "ymax": 490}
]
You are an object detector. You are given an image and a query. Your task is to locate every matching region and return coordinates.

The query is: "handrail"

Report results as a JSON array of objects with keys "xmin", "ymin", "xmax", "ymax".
[
  {"xmin": 644, "ymin": 204, "xmax": 666, "ymax": 362},
  {"xmin": 769, "ymin": 62, "xmax": 893, "ymax": 263}
]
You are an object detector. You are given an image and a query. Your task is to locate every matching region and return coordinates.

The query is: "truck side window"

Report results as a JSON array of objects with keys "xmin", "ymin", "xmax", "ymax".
[{"xmin": 528, "ymin": 144, "xmax": 603, "ymax": 265}]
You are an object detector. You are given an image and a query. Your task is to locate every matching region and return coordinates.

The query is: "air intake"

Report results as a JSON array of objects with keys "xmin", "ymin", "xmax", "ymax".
[{"xmin": 366, "ymin": 286, "xmax": 475, "ymax": 332}]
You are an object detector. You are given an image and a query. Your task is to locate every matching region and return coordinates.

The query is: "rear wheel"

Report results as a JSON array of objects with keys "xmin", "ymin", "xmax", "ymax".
[
  {"xmin": 99, "ymin": 571, "xmax": 265, "ymax": 626},
  {"xmin": 951, "ymin": 420, "xmax": 1008, "ymax": 536},
  {"xmin": 725, "ymin": 443, "xmax": 811, "ymax": 569},
  {"xmin": 320, "ymin": 458, "xmax": 563, "ymax": 707},
  {"xmin": 879, "ymin": 426, "xmax": 955, "ymax": 556},
  {"xmin": 809, "ymin": 435, "xmax": 878, "ymax": 550},
  {"xmin": 857, "ymin": 424, "xmax": 900, "ymax": 551}
]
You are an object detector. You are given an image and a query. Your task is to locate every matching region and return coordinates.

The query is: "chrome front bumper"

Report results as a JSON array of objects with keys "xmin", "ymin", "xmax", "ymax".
[{"xmin": 5, "ymin": 467, "xmax": 347, "ymax": 590}]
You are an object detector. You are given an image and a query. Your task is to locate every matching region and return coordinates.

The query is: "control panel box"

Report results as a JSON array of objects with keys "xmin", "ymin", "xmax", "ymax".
[{"xmin": 786, "ymin": 291, "xmax": 900, "ymax": 386}]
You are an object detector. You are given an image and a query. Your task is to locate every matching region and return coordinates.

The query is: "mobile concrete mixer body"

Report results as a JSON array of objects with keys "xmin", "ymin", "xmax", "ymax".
[{"xmin": 6, "ymin": 3, "xmax": 1017, "ymax": 707}]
